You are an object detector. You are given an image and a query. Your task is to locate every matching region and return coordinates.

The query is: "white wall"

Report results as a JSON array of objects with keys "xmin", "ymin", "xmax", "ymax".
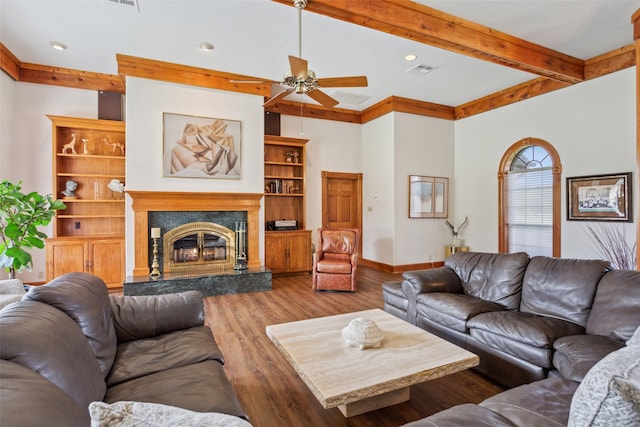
[
  {"xmin": 0, "ymin": 74, "xmax": 97, "ymax": 281},
  {"xmin": 393, "ymin": 112, "xmax": 455, "ymax": 263},
  {"xmin": 280, "ymin": 115, "xmax": 362, "ymax": 251},
  {"xmin": 362, "ymin": 114, "xmax": 395, "ymax": 263},
  {"xmin": 454, "ymin": 68, "xmax": 637, "ymax": 259},
  {"xmin": 124, "ymin": 77, "xmax": 265, "ymax": 275}
]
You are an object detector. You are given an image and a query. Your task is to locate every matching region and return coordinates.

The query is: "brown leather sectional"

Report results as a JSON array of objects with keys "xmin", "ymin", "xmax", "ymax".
[
  {"xmin": 0, "ymin": 272, "xmax": 247, "ymax": 426},
  {"xmin": 383, "ymin": 251, "xmax": 640, "ymax": 425}
]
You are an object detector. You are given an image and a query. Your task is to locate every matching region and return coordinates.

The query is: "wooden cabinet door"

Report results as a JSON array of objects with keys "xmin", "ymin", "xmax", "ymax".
[
  {"xmin": 287, "ymin": 231, "xmax": 311, "ymax": 272},
  {"xmin": 265, "ymin": 233, "xmax": 288, "ymax": 274},
  {"xmin": 90, "ymin": 239, "xmax": 124, "ymax": 288},
  {"xmin": 46, "ymin": 239, "xmax": 89, "ymax": 281}
]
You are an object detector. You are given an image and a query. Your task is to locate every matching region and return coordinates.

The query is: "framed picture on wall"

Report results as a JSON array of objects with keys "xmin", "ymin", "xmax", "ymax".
[
  {"xmin": 566, "ymin": 172, "xmax": 632, "ymax": 221},
  {"xmin": 409, "ymin": 175, "xmax": 449, "ymax": 218},
  {"xmin": 163, "ymin": 112, "xmax": 242, "ymax": 179}
]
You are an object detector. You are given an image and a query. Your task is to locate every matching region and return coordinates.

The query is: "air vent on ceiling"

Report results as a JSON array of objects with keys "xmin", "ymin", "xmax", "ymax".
[
  {"xmin": 407, "ymin": 64, "xmax": 437, "ymax": 75},
  {"xmin": 104, "ymin": 0, "xmax": 140, "ymax": 12},
  {"xmin": 330, "ymin": 90, "xmax": 372, "ymax": 106}
]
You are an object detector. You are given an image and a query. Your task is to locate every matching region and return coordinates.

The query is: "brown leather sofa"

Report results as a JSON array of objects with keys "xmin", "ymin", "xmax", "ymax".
[
  {"xmin": 384, "ymin": 252, "xmax": 640, "ymax": 426},
  {"xmin": 383, "ymin": 252, "xmax": 640, "ymax": 387},
  {"xmin": 0, "ymin": 272, "xmax": 247, "ymax": 426}
]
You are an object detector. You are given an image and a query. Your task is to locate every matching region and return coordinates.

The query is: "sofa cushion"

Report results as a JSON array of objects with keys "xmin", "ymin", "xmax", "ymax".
[
  {"xmin": 586, "ymin": 269, "xmax": 640, "ymax": 341},
  {"xmin": 0, "ymin": 360, "xmax": 90, "ymax": 427},
  {"xmin": 520, "ymin": 257, "xmax": 610, "ymax": 327},
  {"xmin": 106, "ymin": 325, "xmax": 225, "ymax": 387},
  {"xmin": 110, "ymin": 291, "xmax": 205, "ymax": 343},
  {"xmin": 0, "ymin": 300, "xmax": 106, "ymax": 409},
  {"xmin": 105, "ymin": 360, "xmax": 248, "ymax": 419},
  {"xmin": 316, "ymin": 258, "xmax": 352, "ymax": 274},
  {"xmin": 24, "ymin": 272, "xmax": 117, "ymax": 378},
  {"xmin": 382, "ymin": 281, "xmax": 408, "ymax": 319},
  {"xmin": 481, "ymin": 377, "xmax": 579, "ymax": 427},
  {"xmin": 89, "ymin": 401, "xmax": 252, "ymax": 427},
  {"xmin": 416, "ymin": 293, "xmax": 504, "ymax": 333},
  {"xmin": 320, "ymin": 229, "xmax": 357, "ymax": 254},
  {"xmin": 568, "ymin": 344, "xmax": 640, "ymax": 427},
  {"xmin": 444, "ymin": 251, "xmax": 529, "ymax": 310},
  {"xmin": 553, "ymin": 334, "xmax": 625, "ymax": 382},
  {"xmin": 468, "ymin": 311, "xmax": 584, "ymax": 368},
  {"xmin": 401, "ymin": 403, "xmax": 516, "ymax": 426}
]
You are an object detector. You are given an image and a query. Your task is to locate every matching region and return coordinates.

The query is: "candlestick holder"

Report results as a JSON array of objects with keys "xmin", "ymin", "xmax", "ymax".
[{"xmin": 150, "ymin": 236, "xmax": 161, "ymax": 279}]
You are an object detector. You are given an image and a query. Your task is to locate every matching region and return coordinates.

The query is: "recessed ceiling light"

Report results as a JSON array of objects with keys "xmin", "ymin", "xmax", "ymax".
[
  {"xmin": 49, "ymin": 41, "xmax": 68, "ymax": 51},
  {"xmin": 199, "ymin": 42, "xmax": 215, "ymax": 52},
  {"xmin": 405, "ymin": 54, "xmax": 417, "ymax": 61}
]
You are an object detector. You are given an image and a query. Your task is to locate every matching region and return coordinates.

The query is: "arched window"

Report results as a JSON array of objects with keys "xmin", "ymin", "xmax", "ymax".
[{"xmin": 498, "ymin": 138, "xmax": 561, "ymax": 257}]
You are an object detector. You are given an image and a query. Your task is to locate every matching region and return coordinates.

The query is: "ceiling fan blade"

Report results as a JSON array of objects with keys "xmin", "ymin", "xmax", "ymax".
[
  {"xmin": 317, "ymin": 76, "xmax": 368, "ymax": 88},
  {"xmin": 263, "ymin": 87, "xmax": 295, "ymax": 107},
  {"xmin": 229, "ymin": 79, "xmax": 270, "ymax": 84},
  {"xmin": 307, "ymin": 89, "xmax": 339, "ymax": 108},
  {"xmin": 288, "ymin": 55, "xmax": 308, "ymax": 79}
]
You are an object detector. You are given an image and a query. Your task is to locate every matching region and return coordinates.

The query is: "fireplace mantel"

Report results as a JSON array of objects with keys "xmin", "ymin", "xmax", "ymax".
[{"xmin": 128, "ymin": 191, "xmax": 263, "ymax": 277}]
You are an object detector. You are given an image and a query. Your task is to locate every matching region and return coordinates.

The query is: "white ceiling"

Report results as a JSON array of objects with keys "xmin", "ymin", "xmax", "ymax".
[{"xmin": 1, "ymin": 0, "xmax": 638, "ymax": 110}]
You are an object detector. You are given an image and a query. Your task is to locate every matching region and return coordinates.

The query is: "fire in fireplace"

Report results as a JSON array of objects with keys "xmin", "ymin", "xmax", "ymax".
[{"xmin": 163, "ymin": 222, "xmax": 236, "ymax": 275}]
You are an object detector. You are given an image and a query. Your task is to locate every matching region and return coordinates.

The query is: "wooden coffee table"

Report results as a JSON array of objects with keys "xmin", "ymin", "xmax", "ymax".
[{"xmin": 266, "ymin": 308, "xmax": 479, "ymax": 417}]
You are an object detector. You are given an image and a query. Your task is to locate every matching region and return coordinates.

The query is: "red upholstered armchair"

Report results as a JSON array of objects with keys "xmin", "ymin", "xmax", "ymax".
[{"xmin": 312, "ymin": 228, "xmax": 360, "ymax": 292}]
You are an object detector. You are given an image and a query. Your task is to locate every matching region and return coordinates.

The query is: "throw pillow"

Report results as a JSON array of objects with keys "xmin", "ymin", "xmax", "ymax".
[
  {"xmin": 89, "ymin": 401, "xmax": 252, "ymax": 427},
  {"xmin": 568, "ymin": 345, "xmax": 640, "ymax": 427},
  {"xmin": 626, "ymin": 324, "xmax": 640, "ymax": 346}
]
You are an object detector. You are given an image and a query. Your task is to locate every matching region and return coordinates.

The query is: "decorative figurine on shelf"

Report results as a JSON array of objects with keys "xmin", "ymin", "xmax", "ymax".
[
  {"xmin": 81, "ymin": 137, "xmax": 90, "ymax": 155},
  {"xmin": 445, "ymin": 215, "xmax": 469, "ymax": 247},
  {"xmin": 285, "ymin": 149, "xmax": 299, "ymax": 163},
  {"xmin": 101, "ymin": 137, "xmax": 125, "ymax": 156},
  {"xmin": 107, "ymin": 179, "xmax": 125, "ymax": 199},
  {"xmin": 61, "ymin": 133, "xmax": 77, "ymax": 155},
  {"xmin": 61, "ymin": 180, "xmax": 78, "ymax": 199}
]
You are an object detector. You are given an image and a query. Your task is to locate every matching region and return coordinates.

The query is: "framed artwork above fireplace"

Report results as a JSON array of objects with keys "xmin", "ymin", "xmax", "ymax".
[{"xmin": 162, "ymin": 112, "xmax": 242, "ymax": 179}]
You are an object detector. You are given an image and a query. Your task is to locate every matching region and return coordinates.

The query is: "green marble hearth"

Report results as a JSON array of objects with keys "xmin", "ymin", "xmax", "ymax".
[{"xmin": 124, "ymin": 267, "xmax": 272, "ymax": 296}]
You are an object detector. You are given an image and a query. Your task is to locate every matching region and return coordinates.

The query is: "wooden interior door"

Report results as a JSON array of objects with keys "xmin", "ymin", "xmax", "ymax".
[{"xmin": 321, "ymin": 171, "xmax": 363, "ymax": 256}]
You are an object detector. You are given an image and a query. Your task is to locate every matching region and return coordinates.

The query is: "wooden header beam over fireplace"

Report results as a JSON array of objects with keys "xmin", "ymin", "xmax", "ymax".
[{"xmin": 127, "ymin": 191, "xmax": 263, "ymax": 277}]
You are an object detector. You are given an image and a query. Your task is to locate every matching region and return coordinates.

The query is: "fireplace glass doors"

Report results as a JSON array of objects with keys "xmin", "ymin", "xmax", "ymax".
[{"xmin": 163, "ymin": 222, "xmax": 236, "ymax": 275}]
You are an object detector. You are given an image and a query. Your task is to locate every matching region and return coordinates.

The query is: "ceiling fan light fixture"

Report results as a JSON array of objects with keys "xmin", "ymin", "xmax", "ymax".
[
  {"xmin": 49, "ymin": 41, "xmax": 68, "ymax": 51},
  {"xmin": 199, "ymin": 42, "xmax": 215, "ymax": 52}
]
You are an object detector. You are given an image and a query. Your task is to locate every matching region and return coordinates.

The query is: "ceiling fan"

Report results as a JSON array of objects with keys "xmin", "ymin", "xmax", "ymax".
[{"xmin": 235, "ymin": 0, "xmax": 368, "ymax": 108}]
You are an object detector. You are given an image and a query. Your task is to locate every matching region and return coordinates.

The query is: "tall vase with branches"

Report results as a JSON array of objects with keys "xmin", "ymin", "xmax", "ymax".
[
  {"xmin": 0, "ymin": 181, "xmax": 66, "ymax": 279},
  {"xmin": 445, "ymin": 215, "xmax": 469, "ymax": 247},
  {"xmin": 585, "ymin": 223, "xmax": 637, "ymax": 270}
]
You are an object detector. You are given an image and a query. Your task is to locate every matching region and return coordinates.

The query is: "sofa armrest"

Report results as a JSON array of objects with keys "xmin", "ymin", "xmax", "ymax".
[
  {"xmin": 401, "ymin": 267, "xmax": 463, "ymax": 323},
  {"xmin": 110, "ymin": 291, "xmax": 205, "ymax": 343}
]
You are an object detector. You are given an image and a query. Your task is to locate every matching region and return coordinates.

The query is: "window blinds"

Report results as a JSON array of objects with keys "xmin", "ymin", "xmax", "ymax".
[{"xmin": 506, "ymin": 168, "xmax": 553, "ymax": 257}]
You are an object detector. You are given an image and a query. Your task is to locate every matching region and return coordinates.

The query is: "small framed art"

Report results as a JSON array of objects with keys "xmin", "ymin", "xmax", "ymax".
[{"xmin": 409, "ymin": 175, "xmax": 448, "ymax": 218}]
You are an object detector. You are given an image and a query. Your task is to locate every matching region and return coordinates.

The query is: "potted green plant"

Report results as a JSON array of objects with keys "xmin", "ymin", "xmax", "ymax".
[{"xmin": 0, "ymin": 180, "xmax": 65, "ymax": 279}]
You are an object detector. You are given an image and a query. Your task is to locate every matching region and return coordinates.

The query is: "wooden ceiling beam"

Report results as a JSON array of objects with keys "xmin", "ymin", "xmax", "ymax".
[
  {"xmin": 116, "ymin": 54, "xmax": 272, "ymax": 97},
  {"xmin": 272, "ymin": 0, "xmax": 585, "ymax": 84},
  {"xmin": 19, "ymin": 63, "xmax": 125, "ymax": 93},
  {"xmin": 265, "ymin": 101, "xmax": 362, "ymax": 123},
  {"xmin": 361, "ymin": 96, "xmax": 454, "ymax": 123},
  {"xmin": 0, "ymin": 42, "xmax": 20, "ymax": 81}
]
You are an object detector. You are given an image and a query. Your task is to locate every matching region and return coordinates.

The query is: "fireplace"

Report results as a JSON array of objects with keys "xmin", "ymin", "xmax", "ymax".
[
  {"xmin": 164, "ymin": 222, "xmax": 236, "ymax": 274},
  {"xmin": 124, "ymin": 191, "xmax": 271, "ymax": 297},
  {"xmin": 127, "ymin": 191, "xmax": 262, "ymax": 276}
]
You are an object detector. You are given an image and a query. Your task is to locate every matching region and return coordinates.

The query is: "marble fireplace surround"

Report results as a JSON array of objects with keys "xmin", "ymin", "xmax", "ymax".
[{"xmin": 127, "ymin": 191, "xmax": 263, "ymax": 277}]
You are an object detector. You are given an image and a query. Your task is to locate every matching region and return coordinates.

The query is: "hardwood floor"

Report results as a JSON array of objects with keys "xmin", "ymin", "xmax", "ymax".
[{"xmin": 203, "ymin": 266, "xmax": 504, "ymax": 427}]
